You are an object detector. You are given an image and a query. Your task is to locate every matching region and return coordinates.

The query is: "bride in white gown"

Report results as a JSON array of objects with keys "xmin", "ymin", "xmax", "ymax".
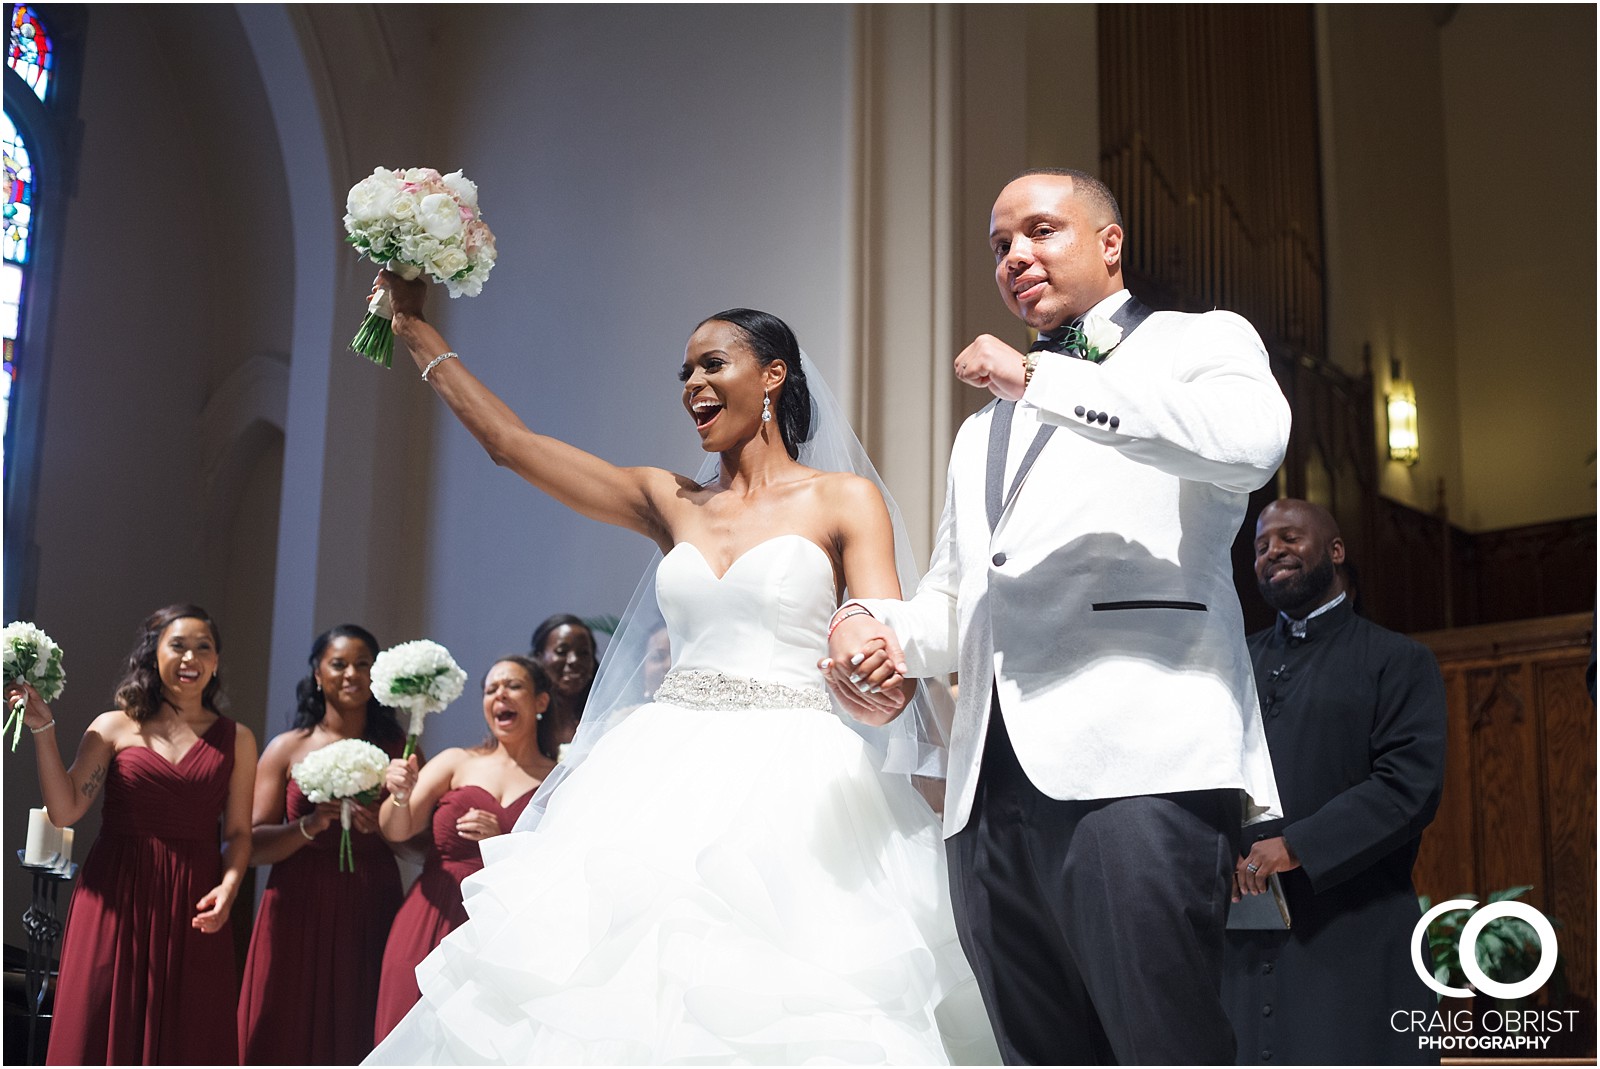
[{"xmin": 366, "ymin": 284, "xmax": 998, "ymax": 1065}]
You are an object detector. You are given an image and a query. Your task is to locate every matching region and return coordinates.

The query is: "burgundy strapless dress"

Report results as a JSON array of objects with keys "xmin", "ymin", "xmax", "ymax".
[
  {"xmin": 47, "ymin": 717, "xmax": 239, "ymax": 1066},
  {"xmin": 236, "ymin": 743, "xmax": 404, "ymax": 1065},
  {"xmin": 373, "ymin": 784, "xmax": 535, "ymax": 1042}
]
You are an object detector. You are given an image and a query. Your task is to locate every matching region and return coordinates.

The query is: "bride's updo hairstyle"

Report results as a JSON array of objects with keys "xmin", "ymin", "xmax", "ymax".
[{"xmin": 700, "ymin": 308, "xmax": 813, "ymax": 460}]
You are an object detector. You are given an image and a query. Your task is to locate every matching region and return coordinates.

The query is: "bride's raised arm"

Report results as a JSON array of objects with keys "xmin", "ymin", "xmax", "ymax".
[{"xmin": 382, "ymin": 272, "xmax": 681, "ymax": 545}]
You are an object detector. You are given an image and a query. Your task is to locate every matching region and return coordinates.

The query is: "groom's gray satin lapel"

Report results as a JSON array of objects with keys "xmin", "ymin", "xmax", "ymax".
[
  {"xmin": 985, "ymin": 401, "xmax": 1014, "ymax": 532},
  {"xmin": 1107, "ymin": 294, "xmax": 1154, "ymax": 343},
  {"xmin": 987, "ymin": 296, "xmax": 1155, "ymax": 532},
  {"xmin": 987, "ymin": 404, "xmax": 1057, "ymax": 533}
]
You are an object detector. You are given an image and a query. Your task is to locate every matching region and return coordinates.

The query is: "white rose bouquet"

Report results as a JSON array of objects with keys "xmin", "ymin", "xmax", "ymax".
[
  {"xmin": 291, "ymin": 738, "xmax": 391, "ymax": 872},
  {"xmin": 344, "ymin": 166, "xmax": 497, "ymax": 367},
  {"xmin": 3, "ymin": 622, "xmax": 65, "ymax": 751},
  {"xmin": 370, "ymin": 640, "xmax": 467, "ymax": 759}
]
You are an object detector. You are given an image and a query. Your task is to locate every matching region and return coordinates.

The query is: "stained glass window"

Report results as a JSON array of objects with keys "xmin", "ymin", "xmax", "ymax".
[
  {"xmin": 3, "ymin": 110, "xmax": 32, "ymax": 265},
  {"xmin": 7, "ymin": 4, "xmax": 52, "ymax": 102},
  {"xmin": 1, "ymin": 109, "xmax": 29, "ymax": 477},
  {"xmin": 1, "ymin": 332, "xmax": 13, "ymax": 455}
]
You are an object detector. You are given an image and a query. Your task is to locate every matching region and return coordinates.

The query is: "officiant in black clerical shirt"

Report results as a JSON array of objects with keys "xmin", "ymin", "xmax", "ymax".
[{"xmin": 1224, "ymin": 498, "xmax": 1446, "ymax": 1065}]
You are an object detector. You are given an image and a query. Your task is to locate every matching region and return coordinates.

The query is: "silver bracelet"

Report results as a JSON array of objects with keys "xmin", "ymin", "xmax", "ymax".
[
  {"xmin": 28, "ymin": 719, "xmax": 55, "ymax": 735},
  {"xmin": 421, "ymin": 351, "xmax": 459, "ymax": 381},
  {"xmin": 828, "ymin": 605, "xmax": 872, "ymax": 638},
  {"xmin": 296, "ymin": 815, "xmax": 316, "ymax": 841}
]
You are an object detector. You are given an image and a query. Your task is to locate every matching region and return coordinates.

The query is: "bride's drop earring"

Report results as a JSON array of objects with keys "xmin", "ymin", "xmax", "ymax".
[{"xmin": 762, "ymin": 391, "xmax": 773, "ymax": 424}]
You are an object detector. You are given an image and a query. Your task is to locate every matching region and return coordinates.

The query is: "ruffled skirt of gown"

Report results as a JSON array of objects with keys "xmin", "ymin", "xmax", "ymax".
[{"xmin": 366, "ymin": 699, "xmax": 997, "ymax": 1065}]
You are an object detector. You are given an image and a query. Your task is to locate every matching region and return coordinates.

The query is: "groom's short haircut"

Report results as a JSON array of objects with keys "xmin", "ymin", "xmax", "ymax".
[{"xmin": 1010, "ymin": 167, "xmax": 1124, "ymax": 231}]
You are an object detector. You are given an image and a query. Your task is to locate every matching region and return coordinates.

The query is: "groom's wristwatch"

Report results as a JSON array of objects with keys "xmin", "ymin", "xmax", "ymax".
[{"xmin": 1022, "ymin": 351, "xmax": 1040, "ymax": 392}]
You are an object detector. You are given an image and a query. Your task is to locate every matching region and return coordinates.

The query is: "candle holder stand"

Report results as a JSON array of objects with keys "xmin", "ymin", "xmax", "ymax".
[{"xmin": 15, "ymin": 850, "xmax": 75, "ymax": 1066}]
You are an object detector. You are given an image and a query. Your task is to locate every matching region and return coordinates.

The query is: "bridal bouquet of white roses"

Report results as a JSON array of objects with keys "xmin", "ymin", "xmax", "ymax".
[
  {"xmin": 3, "ymin": 622, "xmax": 65, "ymax": 751},
  {"xmin": 291, "ymin": 738, "xmax": 390, "ymax": 872},
  {"xmin": 370, "ymin": 639, "xmax": 467, "ymax": 759},
  {"xmin": 344, "ymin": 166, "xmax": 497, "ymax": 367}
]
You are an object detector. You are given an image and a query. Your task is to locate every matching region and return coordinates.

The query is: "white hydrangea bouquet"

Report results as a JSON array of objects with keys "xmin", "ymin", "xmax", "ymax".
[
  {"xmin": 291, "ymin": 738, "xmax": 391, "ymax": 873},
  {"xmin": 3, "ymin": 622, "xmax": 65, "ymax": 751},
  {"xmin": 370, "ymin": 639, "xmax": 467, "ymax": 759},
  {"xmin": 344, "ymin": 166, "xmax": 497, "ymax": 367}
]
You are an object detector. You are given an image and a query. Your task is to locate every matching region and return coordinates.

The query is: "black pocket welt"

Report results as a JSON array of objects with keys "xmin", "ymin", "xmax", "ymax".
[{"xmin": 1091, "ymin": 600, "xmax": 1208, "ymax": 612}]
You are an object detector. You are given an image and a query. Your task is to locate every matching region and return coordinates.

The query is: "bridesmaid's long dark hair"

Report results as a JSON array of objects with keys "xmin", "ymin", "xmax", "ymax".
[
  {"xmin": 113, "ymin": 604, "xmax": 224, "ymax": 722},
  {"xmin": 293, "ymin": 624, "xmax": 404, "ymax": 749}
]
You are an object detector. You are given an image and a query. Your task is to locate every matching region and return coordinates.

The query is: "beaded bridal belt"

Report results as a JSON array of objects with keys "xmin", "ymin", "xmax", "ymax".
[{"xmin": 654, "ymin": 670, "xmax": 832, "ymax": 712}]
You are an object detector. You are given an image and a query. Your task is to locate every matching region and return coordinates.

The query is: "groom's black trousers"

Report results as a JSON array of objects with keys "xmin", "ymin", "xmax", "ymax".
[{"xmin": 947, "ymin": 695, "xmax": 1238, "ymax": 1065}]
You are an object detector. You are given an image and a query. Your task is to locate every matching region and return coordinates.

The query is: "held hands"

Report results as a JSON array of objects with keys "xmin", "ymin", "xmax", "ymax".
[
  {"xmin": 819, "ymin": 614, "xmax": 911, "ymax": 725},
  {"xmin": 1232, "ymin": 835, "xmax": 1300, "ymax": 901},
  {"xmin": 455, "ymin": 807, "xmax": 503, "ymax": 842},
  {"xmin": 192, "ymin": 882, "xmax": 236, "ymax": 934},
  {"xmin": 955, "ymin": 335, "xmax": 1028, "ymax": 401}
]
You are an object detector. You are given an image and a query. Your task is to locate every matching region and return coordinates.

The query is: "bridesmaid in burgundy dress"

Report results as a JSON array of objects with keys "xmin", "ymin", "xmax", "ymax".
[
  {"xmin": 8, "ymin": 604, "xmax": 257, "ymax": 1065},
  {"xmin": 529, "ymin": 613, "xmax": 599, "ymax": 759},
  {"xmin": 373, "ymin": 655, "xmax": 557, "ymax": 1041},
  {"xmin": 236, "ymin": 624, "xmax": 407, "ymax": 1065}
]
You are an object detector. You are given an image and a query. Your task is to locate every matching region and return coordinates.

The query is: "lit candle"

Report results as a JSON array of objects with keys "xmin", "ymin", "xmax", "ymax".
[
  {"xmin": 24, "ymin": 808, "xmax": 55, "ymax": 865},
  {"xmin": 54, "ymin": 828, "xmax": 74, "ymax": 872}
]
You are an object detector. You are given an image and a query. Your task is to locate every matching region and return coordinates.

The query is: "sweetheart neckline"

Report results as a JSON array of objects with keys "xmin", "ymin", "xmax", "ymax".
[
  {"xmin": 668, "ymin": 533, "xmax": 832, "ymax": 582},
  {"xmin": 116, "ymin": 715, "xmax": 226, "ymax": 772},
  {"xmin": 447, "ymin": 783, "xmax": 538, "ymax": 811}
]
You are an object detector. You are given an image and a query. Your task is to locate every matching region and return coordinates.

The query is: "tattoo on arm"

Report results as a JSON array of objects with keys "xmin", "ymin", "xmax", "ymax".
[{"xmin": 82, "ymin": 764, "xmax": 106, "ymax": 799}]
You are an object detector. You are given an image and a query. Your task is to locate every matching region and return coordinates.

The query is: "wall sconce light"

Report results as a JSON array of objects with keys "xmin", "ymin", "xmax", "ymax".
[{"xmin": 1386, "ymin": 358, "xmax": 1419, "ymax": 465}]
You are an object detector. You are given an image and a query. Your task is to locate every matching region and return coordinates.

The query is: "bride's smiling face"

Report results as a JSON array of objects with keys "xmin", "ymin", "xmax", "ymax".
[{"xmin": 680, "ymin": 321, "xmax": 781, "ymax": 452}]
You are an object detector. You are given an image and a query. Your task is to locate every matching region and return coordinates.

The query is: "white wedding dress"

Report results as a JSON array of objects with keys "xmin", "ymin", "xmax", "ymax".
[{"xmin": 367, "ymin": 535, "xmax": 998, "ymax": 1065}]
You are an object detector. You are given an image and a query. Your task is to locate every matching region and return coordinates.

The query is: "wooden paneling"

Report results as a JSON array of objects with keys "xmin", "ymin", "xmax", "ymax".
[
  {"xmin": 1466, "ymin": 662, "xmax": 1549, "ymax": 907},
  {"xmin": 1364, "ymin": 500, "xmax": 1597, "ymax": 635},
  {"xmin": 1417, "ymin": 665, "xmax": 1477, "ymax": 898},
  {"xmin": 1463, "ymin": 518, "xmax": 1599, "ymax": 626},
  {"xmin": 1537, "ymin": 659, "xmax": 1597, "ymax": 1018},
  {"xmin": 1414, "ymin": 614, "xmax": 1594, "ymax": 1035}
]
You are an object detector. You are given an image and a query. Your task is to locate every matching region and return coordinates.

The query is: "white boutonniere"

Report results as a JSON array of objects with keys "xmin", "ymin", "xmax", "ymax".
[{"xmin": 1079, "ymin": 312, "xmax": 1125, "ymax": 363}]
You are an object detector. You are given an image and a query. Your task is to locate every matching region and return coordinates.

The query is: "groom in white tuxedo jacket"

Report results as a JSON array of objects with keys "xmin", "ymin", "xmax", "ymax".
[{"xmin": 826, "ymin": 169, "xmax": 1288, "ymax": 1064}]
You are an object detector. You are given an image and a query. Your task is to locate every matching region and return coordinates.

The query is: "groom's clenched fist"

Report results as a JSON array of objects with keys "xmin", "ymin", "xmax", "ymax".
[{"xmin": 954, "ymin": 334, "xmax": 1027, "ymax": 400}]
